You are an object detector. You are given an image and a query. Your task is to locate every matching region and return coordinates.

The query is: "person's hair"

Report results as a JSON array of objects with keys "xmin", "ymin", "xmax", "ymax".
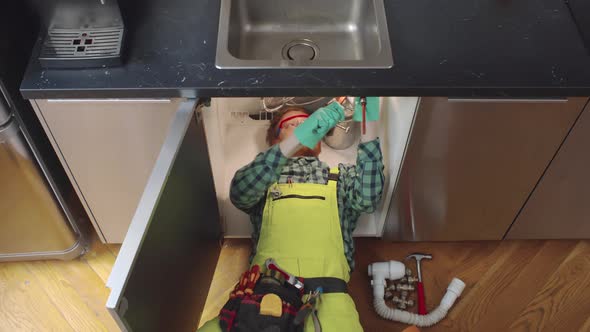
[{"xmin": 265, "ymin": 107, "xmax": 311, "ymax": 146}]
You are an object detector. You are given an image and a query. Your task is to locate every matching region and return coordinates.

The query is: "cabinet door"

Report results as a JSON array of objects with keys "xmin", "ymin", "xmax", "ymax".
[
  {"xmin": 106, "ymin": 100, "xmax": 222, "ymax": 331},
  {"xmin": 383, "ymin": 97, "xmax": 588, "ymax": 241},
  {"xmin": 506, "ymin": 100, "xmax": 590, "ymax": 239},
  {"xmin": 32, "ymin": 99, "xmax": 180, "ymax": 243}
]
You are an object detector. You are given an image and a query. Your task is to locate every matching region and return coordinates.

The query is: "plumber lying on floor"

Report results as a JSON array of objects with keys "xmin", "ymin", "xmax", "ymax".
[{"xmin": 199, "ymin": 97, "xmax": 383, "ymax": 332}]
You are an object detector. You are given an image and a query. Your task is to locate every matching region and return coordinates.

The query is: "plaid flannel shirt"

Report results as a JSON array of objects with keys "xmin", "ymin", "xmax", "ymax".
[{"xmin": 230, "ymin": 139, "xmax": 385, "ymax": 271}]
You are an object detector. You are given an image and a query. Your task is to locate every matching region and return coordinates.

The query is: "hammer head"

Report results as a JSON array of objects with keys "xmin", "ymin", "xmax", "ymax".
[{"xmin": 405, "ymin": 253, "xmax": 432, "ymax": 262}]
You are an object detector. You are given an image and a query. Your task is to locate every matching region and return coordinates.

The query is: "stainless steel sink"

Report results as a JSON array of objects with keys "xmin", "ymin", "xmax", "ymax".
[{"xmin": 215, "ymin": 0, "xmax": 393, "ymax": 69}]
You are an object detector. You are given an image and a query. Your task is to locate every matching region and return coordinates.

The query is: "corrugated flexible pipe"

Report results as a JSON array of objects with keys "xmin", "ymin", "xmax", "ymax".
[{"xmin": 369, "ymin": 261, "xmax": 466, "ymax": 327}]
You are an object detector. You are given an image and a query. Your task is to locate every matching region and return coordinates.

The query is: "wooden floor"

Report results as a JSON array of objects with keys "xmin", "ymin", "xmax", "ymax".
[
  {"xmin": 1, "ymin": 238, "xmax": 590, "ymax": 332},
  {"xmin": 0, "ymin": 239, "xmax": 121, "ymax": 332},
  {"xmin": 351, "ymin": 239, "xmax": 590, "ymax": 332}
]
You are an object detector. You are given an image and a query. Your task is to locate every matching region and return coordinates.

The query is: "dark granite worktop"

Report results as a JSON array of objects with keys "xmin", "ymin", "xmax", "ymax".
[{"xmin": 20, "ymin": 0, "xmax": 590, "ymax": 99}]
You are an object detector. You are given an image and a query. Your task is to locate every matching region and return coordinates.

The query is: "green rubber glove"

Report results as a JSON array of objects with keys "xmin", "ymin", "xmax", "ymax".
[
  {"xmin": 294, "ymin": 103, "xmax": 345, "ymax": 148},
  {"xmin": 353, "ymin": 97, "xmax": 380, "ymax": 122}
]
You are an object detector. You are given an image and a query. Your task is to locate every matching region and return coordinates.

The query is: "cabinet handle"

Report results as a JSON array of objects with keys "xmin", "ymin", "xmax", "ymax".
[{"xmin": 447, "ymin": 98, "xmax": 568, "ymax": 103}]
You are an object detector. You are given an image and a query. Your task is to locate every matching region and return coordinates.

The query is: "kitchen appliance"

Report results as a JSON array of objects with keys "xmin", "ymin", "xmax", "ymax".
[
  {"xmin": 383, "ymin": 97, "xmax": 588, "ymax": 242},
  {"xmin": 0, "ymin": 83, "xmax": 85, "ymax": 261},
  {"xmin": 32, "ymin": 0, "xmax": 125, "ymax": 68},
  {"xmin": 0, "ymin": 2, "xmax": 86, "ymax": 261}
]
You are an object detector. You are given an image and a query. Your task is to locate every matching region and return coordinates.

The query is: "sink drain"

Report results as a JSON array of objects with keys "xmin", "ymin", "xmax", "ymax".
[{"xmin": 282, "ymin": 39, "xmax": 319, "ymax": 61}]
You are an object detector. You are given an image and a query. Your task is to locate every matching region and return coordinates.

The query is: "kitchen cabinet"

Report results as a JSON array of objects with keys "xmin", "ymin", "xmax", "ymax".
[
  {"xmin": 383, "ymin": 97, "xmax": 589, "ymax": 241},
  {"xmin": 31, "ymin": 94, "xmax": 590, "ymax": 330},
  {"xmin": 106, "ymin": 100, "xmax": 221, "ymax": 331},
  {"xmin": 31, "ymin": 99, "xmax": 181, "ymax": 243},
  {"xmin": 506, "ymin": 100, "xmax": 590, "ymax": 239},
  {"xmin": 103, "ymin": 96, "xmax": 417, "ymax": 331},
  {"xmin": 32, "ymin": 96, "xmax": 418, "ymax": 243}
]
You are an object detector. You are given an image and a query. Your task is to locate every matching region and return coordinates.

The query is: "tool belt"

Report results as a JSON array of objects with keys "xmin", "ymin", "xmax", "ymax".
[
  {"xmin": 304, "ymin": 277, "xmax": 347, "ymax": 294},
  {"xmin": 219, "ymin": 259, "xmax": 347, "ymax": 332}
]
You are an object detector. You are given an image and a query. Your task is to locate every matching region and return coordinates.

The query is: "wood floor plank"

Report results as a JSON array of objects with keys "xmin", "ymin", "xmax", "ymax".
[
  {"xmin": 468, "ymin": 240, "xmax": 578, "ymax": 332},
  {"xmin": 349, "ymin": 239, "xmax": 588, "ymax": 332},
  {"xmin": 198, "ymin": 239, "xmax": 251, "ymax": 327},
  {"xmin": 508, "ymin": 241, "xmax": 590, "ymax": 332},
  {"xmin": 350, "ymin": 239, "xmax": 503, "ymax": 332},
  {"xmin": 106, "ymin": 244, "xmax": 121, "ymax": 257},
  {"xmin": 53, "ymin": 259, "xmax": 120, "ymax": 332},
  {"xmin": 436, "ymin": 241, "xmax": 531, "ymax": 331},
  {"xmin": 3, "ymin": 237, "xmax": 590, "ymax": 332},
  {"xmin": 24, "ymin": 259, "xmax": 119, "ymax": 332},
  {"xmin": 82, "ymin": 238, "xmax": 117, "ymax": 284},
  {"xmin": 0, "ymin": 263, "xmax": 75, "ymax": 332}
]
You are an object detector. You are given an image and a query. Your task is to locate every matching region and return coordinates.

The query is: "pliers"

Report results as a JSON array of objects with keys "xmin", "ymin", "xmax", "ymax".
[{"xmin": 294, "ymin": 288, "xmax": 323, "ymax": 332}]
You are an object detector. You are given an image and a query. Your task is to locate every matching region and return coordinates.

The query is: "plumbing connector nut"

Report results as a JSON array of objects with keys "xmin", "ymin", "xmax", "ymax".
[
  {"xmin": 396, "ymin": 283, "xmax": 415, "ymax": 292},
  {"xmin": 384, "ymin": 291, "xmax": 394, "ymax": 300}
]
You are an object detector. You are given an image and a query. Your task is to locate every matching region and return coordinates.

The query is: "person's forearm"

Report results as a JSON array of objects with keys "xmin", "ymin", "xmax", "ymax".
[
  {"xmin": 229, "ymin": 145, "xmax": 288, "ymax": 212},
  {"xmin": 348, "ymin": 139, "xmax": 385, "ymax": 213},
  {"xmin": 279, "ymin": 134, "xmax": 302, "ymax": 158}
]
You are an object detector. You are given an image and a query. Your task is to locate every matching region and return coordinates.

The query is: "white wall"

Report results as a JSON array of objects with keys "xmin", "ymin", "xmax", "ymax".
[{"xmin": 202, "ymin": 97, "xmax": 418, "ymax": 238}]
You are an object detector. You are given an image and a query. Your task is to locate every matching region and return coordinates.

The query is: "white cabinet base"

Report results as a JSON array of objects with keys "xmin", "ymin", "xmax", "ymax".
[
  {"xmin": 32, "ymin": 99, "xmax": 182, "ymax": 243},
  {"xmin": 202, "ymin": 97, "xmax": 418, "ymax": 238}
]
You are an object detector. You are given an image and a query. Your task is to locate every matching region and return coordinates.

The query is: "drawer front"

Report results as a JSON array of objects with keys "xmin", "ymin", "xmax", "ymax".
[
  {"xmin": 506, "ymin": 99, "xmax": 590, "ymax": 239},
  {"xmin": 106, "ymin": 99, "xmax": 222, "ymax": 331}
]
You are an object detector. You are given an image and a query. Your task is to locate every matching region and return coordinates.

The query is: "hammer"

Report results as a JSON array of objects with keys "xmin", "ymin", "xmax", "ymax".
[{"xmin": 406, "ymin": 253, "xmax": 432, "ymax": 315}]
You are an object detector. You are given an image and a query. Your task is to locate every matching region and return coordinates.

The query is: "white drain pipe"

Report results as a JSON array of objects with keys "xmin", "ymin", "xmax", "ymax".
[{"xmin": 368, "ymin": 261, "xmax": 466, "ymax": 327}]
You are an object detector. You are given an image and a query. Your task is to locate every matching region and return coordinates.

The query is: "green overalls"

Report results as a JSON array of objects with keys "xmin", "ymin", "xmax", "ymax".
[{"xmin": 199, "ymin": 168, "xmax": 363, "ymax": 332}]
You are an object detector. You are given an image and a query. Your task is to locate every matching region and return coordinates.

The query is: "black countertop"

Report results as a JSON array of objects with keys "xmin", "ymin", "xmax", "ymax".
[{"xmin": 20, "ymin": 0, "xmax": 590, "ymax": 99}]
